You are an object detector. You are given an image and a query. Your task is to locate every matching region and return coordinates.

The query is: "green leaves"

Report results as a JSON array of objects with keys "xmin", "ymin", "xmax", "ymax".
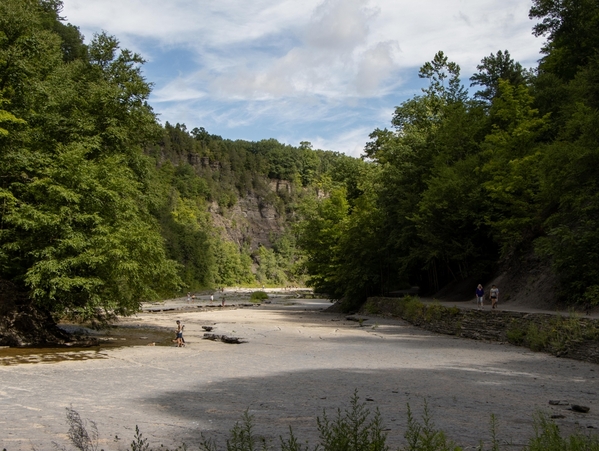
[{"xmin": 0, "ymin": 1, "xmax": 180, "ymax": 319}]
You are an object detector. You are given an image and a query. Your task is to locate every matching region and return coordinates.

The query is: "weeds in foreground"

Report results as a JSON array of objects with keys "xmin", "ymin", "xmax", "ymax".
[
  {"xmin": 316, "ymin": 390, "xmax": 388, "ymax": 451},
  {"xmin": 53, "ymin": 407, "xmax": 101, "ymax": 451},
  {"xmin": 52, "ymin": 395, "xmax": 599, "ymax": 451},
  {"xmin": 527, "ymin": 412, "xmax": 599, "ymax": 451},
  {"xmin": 404, "ymin": 401, "xmax": 459, "ymax": 451}
]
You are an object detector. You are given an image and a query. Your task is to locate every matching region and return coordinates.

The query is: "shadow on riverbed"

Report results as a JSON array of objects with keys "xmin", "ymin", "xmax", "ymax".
[{"xmin": 135, "ymin": 365, "xmax": 598, "ymax": 450}]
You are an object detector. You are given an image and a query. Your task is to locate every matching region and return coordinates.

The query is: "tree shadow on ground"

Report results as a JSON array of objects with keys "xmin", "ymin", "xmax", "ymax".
[{"xmin": 139, "ymin": 364, "xmax": 597, "ymax": 450}]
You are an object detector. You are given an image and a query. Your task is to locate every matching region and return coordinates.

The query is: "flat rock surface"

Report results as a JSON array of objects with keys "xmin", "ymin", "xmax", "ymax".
[{"xmin": 1, "ymin": 296, "xmax": 598, "ymax": 450}]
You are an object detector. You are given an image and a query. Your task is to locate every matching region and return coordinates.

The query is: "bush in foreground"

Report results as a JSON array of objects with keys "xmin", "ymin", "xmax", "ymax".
[{"xmin": 39, "ymin": 393, "xmax": 599, "ymax": 451}]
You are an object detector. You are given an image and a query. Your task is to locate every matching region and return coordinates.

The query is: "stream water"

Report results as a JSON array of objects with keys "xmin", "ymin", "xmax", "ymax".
[{"xmin": 0, "ymin": 325, "xmax": 174, "ymax": 366}]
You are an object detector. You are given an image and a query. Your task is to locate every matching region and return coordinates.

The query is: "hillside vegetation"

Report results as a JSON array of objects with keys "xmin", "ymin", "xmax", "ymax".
[
  {"xmin": 0, "ymin": 0, "xmax": 359, "ymax": 327},
  {"xmin": 297, "ymin": 0, "xmax": 599, "ymax": 310},
  {"xmin": 1, "ymin": 0, "xmax": 598, "ymax": 336}
]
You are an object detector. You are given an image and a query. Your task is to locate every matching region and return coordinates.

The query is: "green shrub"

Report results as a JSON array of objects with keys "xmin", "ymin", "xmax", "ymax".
[
  {"xmin": 363, "ymin": 300, "xmax": 381, "ymax": 315},
  {"xmin": 400, "ymin": 296, "xmax": 425, "ymax": 321},
  {"xmin": 54, "ymin": 399, "xmax": 599, "ymax": 451},
  {"xmin": 526, "ymin": 323, "xmax": 550, "ymax": 352},
  {"xmin": 506, "ymin": 325, "xmax": 526, "ymax": 345},
  {"xmin": 527, "ymin": 412, "xmax": 599, "ymax": 451},
  {"xmin": 424, "ymin": 304, "xmax": 445, "ymax": 322},
  {"xmin": 404, "ymin": 400, "xmax": 461, "ymax": 451},
  {"xmin": 250, "ymin": 291, "xmax": 269, "ymax": 302}
]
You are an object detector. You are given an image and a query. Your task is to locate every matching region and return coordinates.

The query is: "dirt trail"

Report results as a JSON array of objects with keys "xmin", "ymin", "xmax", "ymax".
[{"xmin": 1, "ymin": 294, "xmax": 598, "ymax": 450}]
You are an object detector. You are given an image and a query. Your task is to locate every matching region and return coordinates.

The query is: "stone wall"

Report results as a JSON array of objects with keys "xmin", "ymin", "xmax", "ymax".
[{"xmin": 363, "ymin": 297, "xmax": 599, "ymax": 365}]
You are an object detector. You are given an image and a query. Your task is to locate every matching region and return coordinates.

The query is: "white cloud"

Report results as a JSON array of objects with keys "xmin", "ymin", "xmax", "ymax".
[
  {"xmin": 310, "ymin": 126, "xmax": 375, "ymax": 157},
  {"xmin": 61, "ymin": 0, "xmax": 543, "ymax": 154}
]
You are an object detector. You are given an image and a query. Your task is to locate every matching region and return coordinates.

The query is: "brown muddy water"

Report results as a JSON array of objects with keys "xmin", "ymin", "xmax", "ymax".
[{"xmin": 0, "ymin": 325, "xmax": 175, "ymax": 366}]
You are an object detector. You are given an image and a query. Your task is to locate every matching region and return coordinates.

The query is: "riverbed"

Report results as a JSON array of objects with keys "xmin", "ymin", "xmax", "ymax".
[{"xmin": 1, "ymin": 296, "xmax": 597, "ymax": 450}]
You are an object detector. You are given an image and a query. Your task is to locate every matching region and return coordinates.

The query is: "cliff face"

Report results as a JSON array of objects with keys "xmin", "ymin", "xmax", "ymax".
[{"xmin": 209, "ymin": 192, "xmax": 285, "ymax": 251}]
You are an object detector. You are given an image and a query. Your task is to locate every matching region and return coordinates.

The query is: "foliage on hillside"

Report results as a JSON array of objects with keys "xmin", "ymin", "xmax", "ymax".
[
  {"xmin": 0, "ymin": 0, "xmax": 354, "ymax": 320},
  {"xmin": 297, "ymin": 0, "xmax": 599, "ymax": 309},
  {"xmin": 2, "ymin": 0, "xmax": 598, "ymax": 325},
  {"xmin": 0, "ymin": 0, "xmax": 181, "ymax": 320},
  {"xmin": 147, "ymin": 122, "xmax": 362, "ymax": 290}
]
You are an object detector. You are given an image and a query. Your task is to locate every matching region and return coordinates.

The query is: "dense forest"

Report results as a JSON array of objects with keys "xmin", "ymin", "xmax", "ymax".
[
  {"xmin": 1, "ymin": 0, "xmax": 598, "ymax": 330},
  {"xmin": 297, "ymin": 0, "xmax": 599, "ymax": 309},
  {"xmin": 0, "ymin": 0, "xmax": 360, "ymax": 322}
]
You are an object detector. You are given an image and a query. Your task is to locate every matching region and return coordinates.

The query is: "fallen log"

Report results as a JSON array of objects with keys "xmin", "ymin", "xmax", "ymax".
[{"xmin": 202, "ymin": 333, "xmax": 244, "ymax": 344}]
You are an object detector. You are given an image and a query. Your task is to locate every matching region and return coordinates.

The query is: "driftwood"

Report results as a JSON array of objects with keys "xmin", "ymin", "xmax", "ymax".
[{"xmin": 203, "ymin": 333, "xmax": 244, "ymax": 344}]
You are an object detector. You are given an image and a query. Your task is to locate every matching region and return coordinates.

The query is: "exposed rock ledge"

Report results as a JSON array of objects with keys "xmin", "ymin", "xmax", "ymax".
[{"xmin": 0, "ymin": 280, "xmax": 71, "ymax": 347}]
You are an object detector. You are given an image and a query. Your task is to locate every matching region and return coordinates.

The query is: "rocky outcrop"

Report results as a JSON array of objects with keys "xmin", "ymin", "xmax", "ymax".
[
  {"xmin": 209, "ymin": 193, "xmax": 284, "ymax": 251},
  {"xmin": 0, "ymin": 280, "xmax": 71, "ymax": 346},
  {"xmin": 269, "ymin": 179, "xmax": 292, "ymax": 195}
]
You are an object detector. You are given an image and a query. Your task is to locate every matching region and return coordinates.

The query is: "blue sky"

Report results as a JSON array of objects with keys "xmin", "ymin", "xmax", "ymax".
[{"xmin": 60, "ymin": 0, "xmax": 543, "ymax": 157}]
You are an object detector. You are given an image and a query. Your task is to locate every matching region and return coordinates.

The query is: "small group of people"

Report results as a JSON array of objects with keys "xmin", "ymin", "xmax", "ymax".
[{"xmin": 475, "ymin": 284, "xmax": 499, "ymax": 310}]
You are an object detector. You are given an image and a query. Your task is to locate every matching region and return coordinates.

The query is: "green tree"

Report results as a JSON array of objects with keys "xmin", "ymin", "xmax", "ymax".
[
  {"xmin": 482, "ymin": 80, "xmax": 549, "ymax": 252},
  {"xmin": 530, "ymin": 0, "xmax": 599, "ymax": 80},
  {"xmin": 0, "ymin": 1, "xmax": 180, "ymax": 319},
  {"xmin": 470, "ymin": 50, "xmax": 528, "ymax": 102}
]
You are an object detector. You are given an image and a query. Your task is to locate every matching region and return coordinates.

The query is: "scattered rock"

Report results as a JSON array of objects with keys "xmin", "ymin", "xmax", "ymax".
[
  {"xmin": 551, "ymin": 414, "xmax": 566, "ymax": 419},
  {"xmin": 571, "ymin": 405, "xmax": 590, "ymax": 413},
  {"xmin": 203, "ymin": 333, "xmax": 244, "ymax": 344},
  {"xmin": 202, "ymin": 326, "xmax": 214, "ymax": 332},
  {"xmin": 549, "ymin": 400, "xmax": 569, "ymax": 405}
]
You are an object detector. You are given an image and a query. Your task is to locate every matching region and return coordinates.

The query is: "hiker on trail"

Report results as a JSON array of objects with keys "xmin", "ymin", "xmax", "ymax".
[
  {"xmin": 210, "ymin": 294, "xmax": 214, "ymax": 303},
  {"xmin": 221, "ymin": 295, "xmax": 226, "ymax": 307},
  {"xmin": 490, "ymin": 285, "xmax": 499, "ymax": 309},
  {"xmin": 476, "ymin": 284, "xmax": 484, "ymax": 310},
  {"xmin": 175, "ymin": 320, "xmax": 185, "ymax": 347}
]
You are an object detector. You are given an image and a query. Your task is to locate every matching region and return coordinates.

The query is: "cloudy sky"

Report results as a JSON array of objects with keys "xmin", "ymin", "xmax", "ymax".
[{"xmin": 60, "ymin": 0, "xmax": 543, "ymax": 156}]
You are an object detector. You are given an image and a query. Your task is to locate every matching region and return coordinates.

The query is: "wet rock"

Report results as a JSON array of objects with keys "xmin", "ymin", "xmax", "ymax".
[
  {"xmin": 571, "ymin": 405, "xmax": 590, "ymax": 413},
  {"xmin": 203, "ymin": 333, "xmax": 244, "ymax": 344}
]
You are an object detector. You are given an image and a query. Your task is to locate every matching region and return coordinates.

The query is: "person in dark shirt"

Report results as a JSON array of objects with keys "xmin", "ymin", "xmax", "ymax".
[{"xmin": 476, "ymin": 284, "xmax": 484, "ymax": 310}]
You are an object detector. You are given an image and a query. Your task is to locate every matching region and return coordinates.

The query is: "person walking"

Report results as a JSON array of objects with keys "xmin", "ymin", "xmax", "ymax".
[
  {"xmin": 175, "ymin": 320, "xmax": 185, "ymax": 347},
  {"xmin": 476, "ymin": 284, "xmax": 484, "ymax": 310},
  {"xmin": 490, "ymin": 285, "xmax": 499, "ymax": 309}
]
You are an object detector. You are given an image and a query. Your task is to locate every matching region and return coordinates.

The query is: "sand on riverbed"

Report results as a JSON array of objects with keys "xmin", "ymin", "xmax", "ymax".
[{"xmin": 1, "ymin": 296, "xmax": 598, "ymax": 450}]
